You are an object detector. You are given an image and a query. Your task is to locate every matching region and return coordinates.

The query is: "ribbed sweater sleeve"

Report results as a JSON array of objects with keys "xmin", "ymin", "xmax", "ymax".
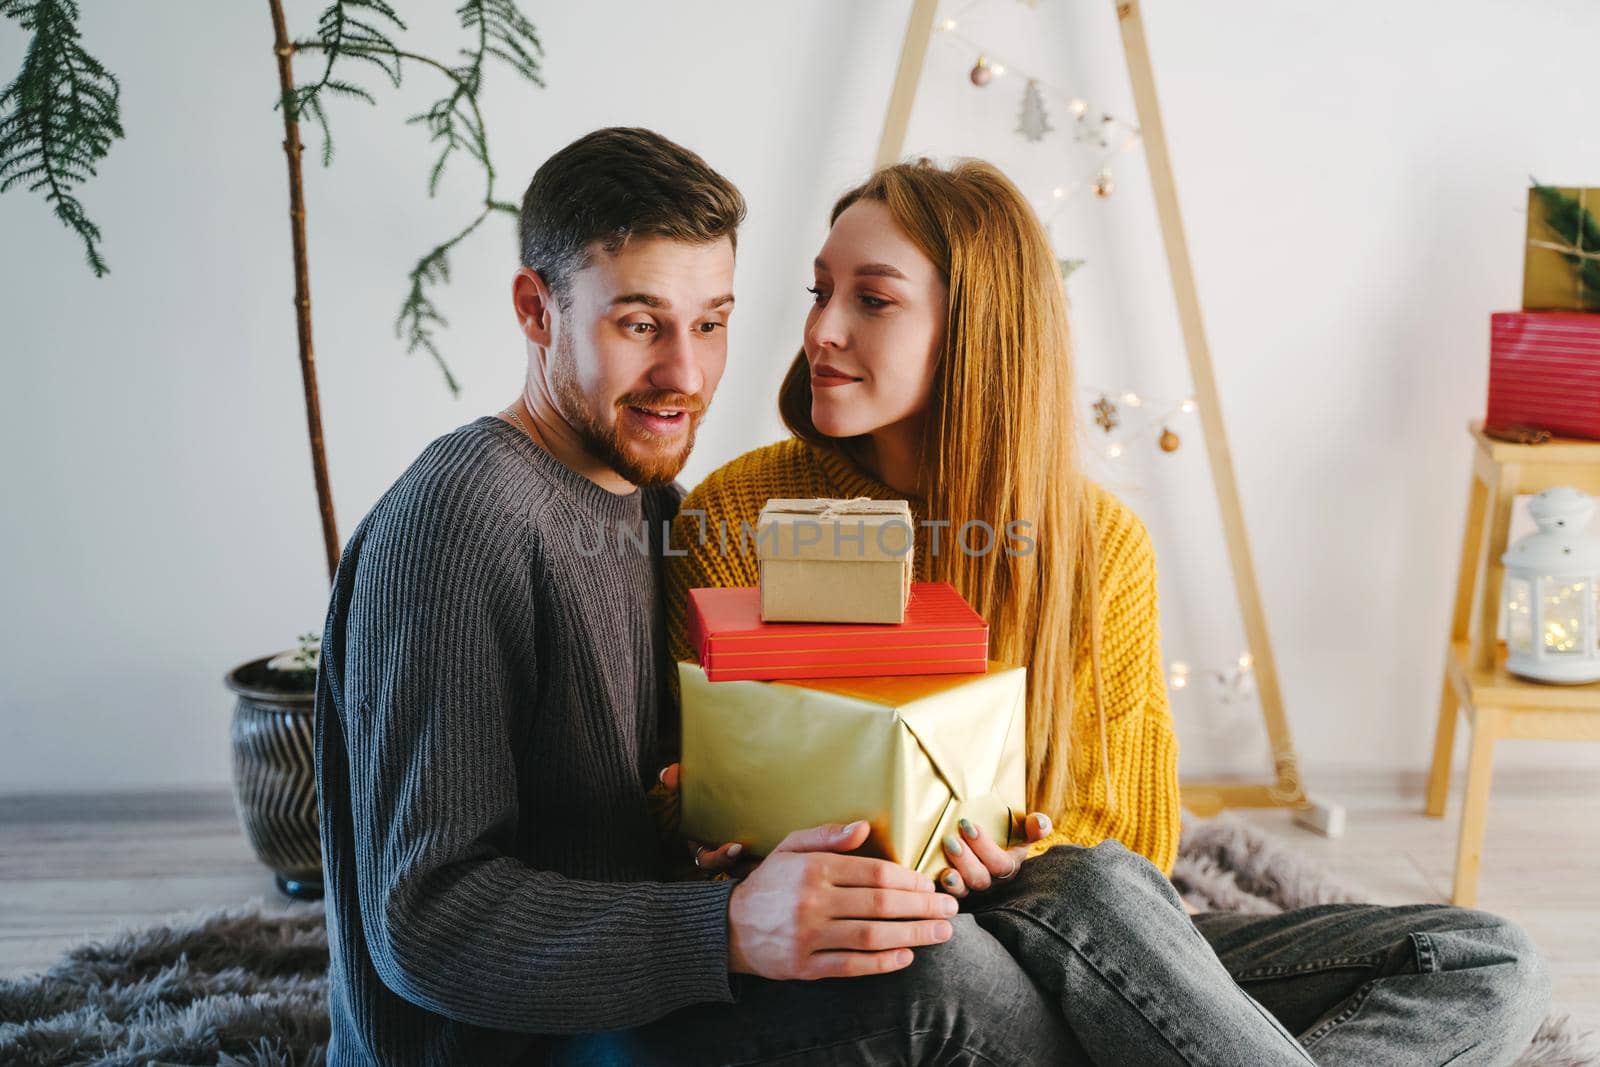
[{"xmin": 329, "ymin": 439, "xmax": 734, "ymax": 1036}]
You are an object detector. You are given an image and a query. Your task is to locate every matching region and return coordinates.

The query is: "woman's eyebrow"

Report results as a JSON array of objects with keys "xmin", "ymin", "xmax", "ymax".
[{"xmin": 811, "ymin": 258, "xmax": 907, "ymax": 280}]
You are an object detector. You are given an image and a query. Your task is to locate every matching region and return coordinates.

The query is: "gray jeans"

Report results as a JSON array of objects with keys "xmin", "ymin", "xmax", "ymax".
[{"xmin": 548, "ymin": 840, "xmax": 1551, "ymax": 1065}]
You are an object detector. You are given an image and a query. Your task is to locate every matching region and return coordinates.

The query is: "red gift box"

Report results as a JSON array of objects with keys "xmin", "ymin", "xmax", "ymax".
[
  {"xmin": 1486, "ymin": 311, "xmax": 1600, "ymax": 441},
  {"xmin": 686, "ymin": 581, "xmax": 989, "ymax": 682}
]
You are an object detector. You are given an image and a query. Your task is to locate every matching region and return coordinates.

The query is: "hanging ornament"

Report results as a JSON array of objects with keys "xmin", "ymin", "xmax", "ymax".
[
  {"xmin": 1016, "ymin": 79, "xmax": 1052, "ymax": 142},
  {"xmin": 1159, "ymin": 427, "xmax": 1180, "ymax": 453},
  {"xmin": 1074, "ymin": 112, "xmax": 1113, "ymax": 148},
  {"xmin": 969, "ymin": 56, "xmax": 993, "ymax": 87},
  {"xmin": 1092, "ymin": 394, "xmax": 1119, "ymax": 433},
  {"xmin": 1093, "ymin": 170, "xmax": 1115, "ymax": 198}
]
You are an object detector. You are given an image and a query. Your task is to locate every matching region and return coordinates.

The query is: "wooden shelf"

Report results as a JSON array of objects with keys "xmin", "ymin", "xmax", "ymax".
[
  {"xmin": 1469, "ymin": 419, "xmax": 1600, "ymax": 466},
  {"xmin": 1447, "ymin": 640, "xmax": 1600, "ymax": 713}
]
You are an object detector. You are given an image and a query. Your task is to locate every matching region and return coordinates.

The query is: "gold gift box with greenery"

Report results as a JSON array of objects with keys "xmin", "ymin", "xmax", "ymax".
[{"xmin": 1523, "ymin": 184, "xmax": 1600, "ymax": 313}]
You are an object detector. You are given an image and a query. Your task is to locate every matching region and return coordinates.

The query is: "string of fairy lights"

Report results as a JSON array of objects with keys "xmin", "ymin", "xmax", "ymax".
[
  {"xmin": 932, "ymin": 12, "xmax": 1143, "ymax": 212},
  {"xmin": 932, "ymin": 0, "xmax": 1258, "ymax": 720}
]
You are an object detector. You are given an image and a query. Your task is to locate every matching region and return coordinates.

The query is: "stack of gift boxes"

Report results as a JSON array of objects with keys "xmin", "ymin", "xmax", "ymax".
[
  {"xmin": 678, "ymin": 498, "xmax": 1026, "ymax": 877},
  {"xmin": 1485, "ymin": 185, "xmax": 1600, "ymax": 441}
]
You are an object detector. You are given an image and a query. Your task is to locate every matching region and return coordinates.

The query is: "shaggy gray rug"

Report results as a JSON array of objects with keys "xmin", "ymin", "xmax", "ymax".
[{"xmin": 0, "ymin": 816, "xmax": 1594, "ymax": 1065}]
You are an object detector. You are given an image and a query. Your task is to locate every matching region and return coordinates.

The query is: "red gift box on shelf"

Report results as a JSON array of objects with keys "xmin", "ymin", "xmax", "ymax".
[
  {"xmin": 686, "ymin": 581, "xmax": 989, "ymax": 682},
  {"xmin": 1485, "ymin": 312, "xmax": 1600, "ymax": 442}
]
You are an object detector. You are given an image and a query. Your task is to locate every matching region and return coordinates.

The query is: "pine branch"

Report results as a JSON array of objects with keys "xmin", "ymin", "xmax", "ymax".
[
  {"xmin": 395, "ymin": 209, "xmax": 491, "ymax": 398},
  {"xmin": 1, "ymin": 0, "xmax": 123, "ymax": 276},
  {"xmin": 460, "ymin": 0, "xmax": 544, "ymax": 88},
  {"xmin": 1531, "ymin": 181, "xmax": 1600, "ymax": 311},
  {"xmin": 406, "ymin": 2, "xmax": 543, "ymax": 198},
  {"xmin": 297, "ymin": 2, "xmax": 542, "ymax": 393},
  {"xmin": 284, "ymin": 0, "xmax": 405, "ymax": 166}
]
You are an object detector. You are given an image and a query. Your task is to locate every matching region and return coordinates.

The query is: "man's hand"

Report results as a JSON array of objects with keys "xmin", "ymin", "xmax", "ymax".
[{"xmin": 727, "ymin": 820, "xmax": 958, "ymax": 980}]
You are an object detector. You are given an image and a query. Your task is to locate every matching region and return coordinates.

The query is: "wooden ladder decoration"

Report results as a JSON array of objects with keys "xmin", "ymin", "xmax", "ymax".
[{"xmin": 877, "ymin": 0, "xmax": 1343, "ymax": 836}]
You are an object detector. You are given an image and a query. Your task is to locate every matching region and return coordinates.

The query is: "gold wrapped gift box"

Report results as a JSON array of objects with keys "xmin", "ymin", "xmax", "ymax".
[
  {"xmin": 1523, "ymin": 185, "xmax": 1600, "ymax": 313},
  {"xmin": 757, "ymin": 497, "xmax": 914, "ymax": 624},
  {"xmin": 678, "ymin": 660, "xmax": 1026, "ymax": 878}
]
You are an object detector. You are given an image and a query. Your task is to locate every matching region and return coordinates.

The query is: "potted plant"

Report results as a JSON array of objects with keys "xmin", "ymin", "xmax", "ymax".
[{"xmin": 2, "ymin": 0, "xmax": 543, "ymax": 897}]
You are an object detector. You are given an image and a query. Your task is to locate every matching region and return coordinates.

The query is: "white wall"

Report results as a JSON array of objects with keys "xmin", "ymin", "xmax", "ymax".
[{"xmin": 2, "ymin": 0, "xmax": 1596, "ymax": 795}]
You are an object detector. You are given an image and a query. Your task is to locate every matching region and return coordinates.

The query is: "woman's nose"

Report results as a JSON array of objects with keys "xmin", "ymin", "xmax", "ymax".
[{"xmin": 807, "ymin": 302, "xmax": 847, "ymax": 350}]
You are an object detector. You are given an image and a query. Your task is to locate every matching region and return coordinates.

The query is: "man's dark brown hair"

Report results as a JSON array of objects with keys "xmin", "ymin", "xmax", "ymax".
[{"xmin": 518, "ymin": 127, "xmax": 747, "ymax": 307}]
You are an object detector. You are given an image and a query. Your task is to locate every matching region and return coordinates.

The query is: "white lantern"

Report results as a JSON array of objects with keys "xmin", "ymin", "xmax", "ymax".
[{"xmin": 1500, "ymin": 487, "xmax": 1600, "ymax": 684}]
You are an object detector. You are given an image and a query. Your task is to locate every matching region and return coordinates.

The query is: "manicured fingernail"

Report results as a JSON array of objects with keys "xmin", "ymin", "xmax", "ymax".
[
  {"xmin": 958, "ymin": 818, "xmax": 977, "ymax": 839},
  {"xmin": 1036, "ymin": 813, "xmax": 1052, "ymax": 835},
  {"xmin": 942, "ymin": 870, "xmax": 960, "ymax": 888},
  {"xmin": 943, "ymin": 832, "xmax": 963, "ymax": 856},
  {"xmin": 726, "ymin": 843, "xmax": 742, "ymax": 858}
]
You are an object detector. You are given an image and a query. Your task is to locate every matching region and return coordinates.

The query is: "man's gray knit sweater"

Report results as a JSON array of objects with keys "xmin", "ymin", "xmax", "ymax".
[{"xmin": 315, "ymin": 416, "xmax": 735, "ymax": 1065}]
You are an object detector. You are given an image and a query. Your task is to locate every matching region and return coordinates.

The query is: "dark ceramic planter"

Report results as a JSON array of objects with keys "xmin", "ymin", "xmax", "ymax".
[{"xmin": 226, "ymin": 657, "xmax": 323, "ymax": 900}]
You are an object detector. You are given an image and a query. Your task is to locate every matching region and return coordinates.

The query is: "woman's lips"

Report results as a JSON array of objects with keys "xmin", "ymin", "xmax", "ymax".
[{"xmin": 812, "ymin": 365, "xmax": 863, "ymax": 389}]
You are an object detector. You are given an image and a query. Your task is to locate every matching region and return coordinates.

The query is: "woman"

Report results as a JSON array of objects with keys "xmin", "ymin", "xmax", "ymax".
[
  {"xmin": 665, "ymin": 161, "xmax": 1176, "ymax": 884},
  {"xmin": 663, "ymin": 159, "xmax": 1550, "ymax": 1065}
]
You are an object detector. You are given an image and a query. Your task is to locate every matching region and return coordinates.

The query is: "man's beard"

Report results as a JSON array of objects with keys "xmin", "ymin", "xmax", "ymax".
[{"xmin": 547, "ymin": 330, "xmax": 705, "ymax": 488}]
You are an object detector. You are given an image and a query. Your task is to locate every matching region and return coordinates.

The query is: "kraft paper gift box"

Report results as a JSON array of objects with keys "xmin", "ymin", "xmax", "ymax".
[
  {"xmin": 1522, "ymin": 185, "xmax": 1600, "ymax": 313},
  {"xmin": 686, "ymin": 582, "xmax": 990, "ymax": 682},
  {"xmin": 756, "ymin": 497, "xmax": 914, "ymax": 624},
  {"xmin": 677, "ymin": 660, "xmax": 1026, "ymax": 878}
]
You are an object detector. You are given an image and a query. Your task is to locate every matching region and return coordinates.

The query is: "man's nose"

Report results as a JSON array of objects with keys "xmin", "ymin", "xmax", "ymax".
[{"xmin": 647, "ymin": 327, "xmax": 706, "ymax": 398}]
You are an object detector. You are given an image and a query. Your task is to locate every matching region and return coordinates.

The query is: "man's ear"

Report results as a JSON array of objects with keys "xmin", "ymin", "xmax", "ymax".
[{"xmin": 512, "ymin": 266, "xmax": 558, "ymax": 348}]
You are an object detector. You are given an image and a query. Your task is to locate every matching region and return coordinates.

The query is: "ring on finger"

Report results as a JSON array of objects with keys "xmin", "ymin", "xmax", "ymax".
[
  {"xmin": 994, "ymin": 858, "xmax": 1020, "ymax": 881},
  {"xmin": 693, "ymin": 845, "xmax": 710, "ymax": 868}
]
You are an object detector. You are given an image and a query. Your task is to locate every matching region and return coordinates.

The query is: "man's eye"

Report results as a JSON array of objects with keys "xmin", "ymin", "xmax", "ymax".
[
  {"xmin": 626, "ymin": 322, "xmax": 656, "ymax": 336},
  {"xmin": 698, "ymin": 321, "xmax": 725, "ymax": 334}
]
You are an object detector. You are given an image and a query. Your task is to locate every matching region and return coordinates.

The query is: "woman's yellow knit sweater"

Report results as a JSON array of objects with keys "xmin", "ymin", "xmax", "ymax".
[{"xmin": 663, "ymin": 437, "xmax": 1181, "ymax": 878}]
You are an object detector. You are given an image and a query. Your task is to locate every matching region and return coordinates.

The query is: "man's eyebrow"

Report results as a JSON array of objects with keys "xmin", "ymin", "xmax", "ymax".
[
  {"xmin": 705, "ymin": 294, "xmax": 735, "ymax": 310},
  {"xmin": 610, "ymin": 292, "xmax": 667, "ymax": 309}
]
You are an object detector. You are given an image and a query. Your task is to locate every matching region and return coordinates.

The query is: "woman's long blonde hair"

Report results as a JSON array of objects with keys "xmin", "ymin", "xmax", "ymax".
[{"xmin": 778, "ymin": 158, "xmax": 1109, "ymax": 819}]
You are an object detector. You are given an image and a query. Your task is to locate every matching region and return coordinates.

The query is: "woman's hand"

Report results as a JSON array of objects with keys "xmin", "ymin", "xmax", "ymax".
[
  {"xmin": 936, "ymin": 813, "xmax": 1053, "ymax": 898},
  {"xmin": 658, "ymin": 763, "xmax": 748, "ymax": 873}
]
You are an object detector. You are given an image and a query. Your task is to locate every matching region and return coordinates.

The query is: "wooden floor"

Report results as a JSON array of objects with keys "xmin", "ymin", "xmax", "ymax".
[{"xmin": 2, "ymin": 771, "xmax": 1595, "ymax": 1032}]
